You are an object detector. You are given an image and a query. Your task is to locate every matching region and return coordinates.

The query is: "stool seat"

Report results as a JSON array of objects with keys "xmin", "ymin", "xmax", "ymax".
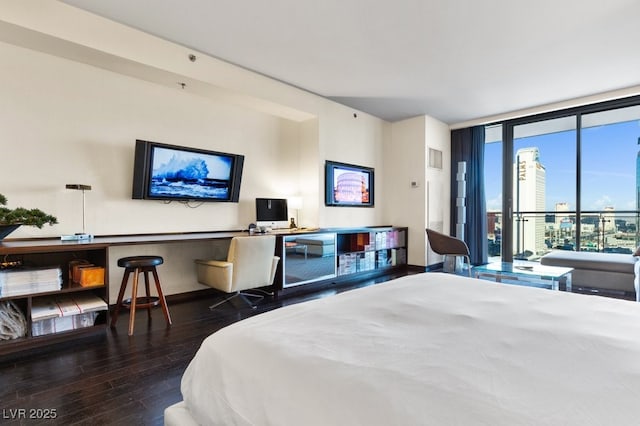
[
  {"xmin": 118, "ymin": 256, "xmax": 164, "ymax": 268},
  {"xmin": 111, "ymin": 255, "xmax": 172, "ymax": 335}
]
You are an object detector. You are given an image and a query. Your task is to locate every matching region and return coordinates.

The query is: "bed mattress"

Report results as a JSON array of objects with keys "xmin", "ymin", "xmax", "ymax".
[{"xmin": 169, "ymin": 272, "xmax": 640, "ymax": 425}]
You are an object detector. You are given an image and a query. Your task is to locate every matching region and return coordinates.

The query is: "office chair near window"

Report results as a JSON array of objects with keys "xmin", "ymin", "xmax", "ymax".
[
  {"xmin": 426, "ymin": 228, "xmax": 472, "ymax": 277},
  {"xmin": 195, "ymin": 235, "xmax": 280, "ymax": 310}
]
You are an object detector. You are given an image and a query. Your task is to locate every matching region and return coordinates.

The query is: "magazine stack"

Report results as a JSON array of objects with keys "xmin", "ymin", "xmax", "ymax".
[
  {"xmin": 0, "ymin": 267, "xmax": 62, "ymax": 297},
  {"xmin": 31, "ymin": 293, "xmax": 107, "ymax": 336}
]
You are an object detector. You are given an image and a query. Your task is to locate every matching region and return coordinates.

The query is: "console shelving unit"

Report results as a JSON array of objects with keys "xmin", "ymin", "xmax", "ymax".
[
  {"xmin": 0, "ymin": 241, "xmax": 109, "ymax": 356},
  {"xmin": 274, "ymin": 226, "xmax": 408, "ymax": 291}
]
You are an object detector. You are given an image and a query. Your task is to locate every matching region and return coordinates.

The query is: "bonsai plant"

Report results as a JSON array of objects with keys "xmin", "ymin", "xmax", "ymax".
[{"xmin": 0, "ymin": 193, "xmax": 58, "ymax": 239}]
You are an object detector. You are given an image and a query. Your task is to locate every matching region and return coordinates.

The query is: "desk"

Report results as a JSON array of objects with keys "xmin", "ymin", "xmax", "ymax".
[{"xmin": 0, "ymin": 231, "xmax": 246, "ymax": 252}]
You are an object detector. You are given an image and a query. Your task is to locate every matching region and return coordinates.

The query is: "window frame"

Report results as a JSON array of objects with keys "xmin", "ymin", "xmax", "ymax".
[{"xmin": 491, "ymin": 95, "xmax": 640, "ymax": 261}]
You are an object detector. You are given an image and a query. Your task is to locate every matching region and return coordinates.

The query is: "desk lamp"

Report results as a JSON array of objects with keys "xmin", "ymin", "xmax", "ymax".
[
  {"xmin": 61, "ymin": 184, "xmax": 93, "ymax": 241},
  {"xmin": 288, "ymin": 196, "xmax": 303, "ymax": 229}
]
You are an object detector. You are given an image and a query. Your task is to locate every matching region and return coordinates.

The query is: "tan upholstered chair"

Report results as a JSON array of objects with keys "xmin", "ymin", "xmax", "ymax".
[
  {"xmin": 426, "ymin": 228, "xmax": 472, "ymax": 277},
  {"xmin": 195, "ymin": 235, "xmax": 280, "ymax": 310}
]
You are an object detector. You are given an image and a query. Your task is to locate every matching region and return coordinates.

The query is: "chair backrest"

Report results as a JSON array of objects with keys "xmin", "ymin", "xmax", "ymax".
[
  {"xmin": 426, "ymin": 228, "xmax": 470, "ymax": 257},
  {"xmin": 227, "ymin": 235, "xmax": 277, "ymax": 291}
]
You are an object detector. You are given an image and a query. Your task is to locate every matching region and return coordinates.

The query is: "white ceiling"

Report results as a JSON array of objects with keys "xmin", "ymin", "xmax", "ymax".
[{"xmin": 60, "ymin": 0, "xmax": 640, "ymax": 125}]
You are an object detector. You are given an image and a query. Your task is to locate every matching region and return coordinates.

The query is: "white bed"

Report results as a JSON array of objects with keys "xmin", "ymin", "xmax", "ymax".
[{"xmin": 165, "ymin": 272, "xmax": 640, "ymax": 425}]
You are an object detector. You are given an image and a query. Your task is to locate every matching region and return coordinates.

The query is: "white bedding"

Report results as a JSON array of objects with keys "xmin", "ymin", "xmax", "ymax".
[{"xmin": 174, "ymin": 272, "xmax": 640, "ymax": 425}]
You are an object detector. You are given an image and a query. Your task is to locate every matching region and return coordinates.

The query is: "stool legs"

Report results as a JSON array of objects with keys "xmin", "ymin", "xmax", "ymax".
[
  {"xmin": 151, "ymin": 266, "xmax": 172, "ymax": 326},
  {"xmin": 144, "ymin": 271, "xmax": 152, "ymax": 320},
  {"xmin": 128, "ymin": 267, "xmax": 140, "ymax": 336},
  {"xmin": 110, "ymin": 269, "xmax": 132, "ymax": 329},
  {"xmin": 111, "ymin": 265, "xmax": 172, "ymax": 336}
]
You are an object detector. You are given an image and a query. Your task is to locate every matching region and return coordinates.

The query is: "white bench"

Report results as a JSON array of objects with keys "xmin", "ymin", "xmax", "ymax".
[{"xmin": 540, "ymin": 251, "xmax": 639, "ymax": 300}]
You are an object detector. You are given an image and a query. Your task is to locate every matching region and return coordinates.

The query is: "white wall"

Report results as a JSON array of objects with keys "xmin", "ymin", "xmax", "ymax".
[
  {"xmin": 318, "ymin": 103, "xmax": 389, "ymax": 227},
  {"xmin": 0, "ymin": 41, "xmax": 299, "ymax": 237},
  {"xmin": 425, "ymin": 115, "xmax": 452, "ymax": 265},
  {"xmin": 297, "ymin": 118, "xmax": 321, "ymax": 228},
  {"xmin": 386, "ymin": 117, "xmax": 427, "ymax": 266},
  {"xmin": 0, "ymin": 40, "xmax": 407, "ymax": 298},
  {"xmin": 0, "ymin": 41, "xmax": 310, "ymax": 299},
  {"xmin": 385, "ymin": 116, "xmax": 451, "ymax": 267},
  {"xmin": 0, "ymin": 3, "xmax": 451, "ymax": 300}
]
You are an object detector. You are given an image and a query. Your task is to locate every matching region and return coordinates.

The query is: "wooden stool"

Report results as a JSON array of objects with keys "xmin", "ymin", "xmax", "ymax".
[{"xmin": 111, "ymin": 255, "xmax": 172, "ymax": 335}]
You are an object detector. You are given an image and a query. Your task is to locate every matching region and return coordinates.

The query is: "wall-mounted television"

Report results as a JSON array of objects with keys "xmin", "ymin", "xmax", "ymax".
[
  {"xmin": 255, "ymin": 198, "xmax": 289, "ymax": 228},
  {"xmin": 132, "ymin": 139, "xmax": 244, "ymax": 202},
  {"xmin": 325, "ymin": 160, "xmax": 374, "ymax": 207}
]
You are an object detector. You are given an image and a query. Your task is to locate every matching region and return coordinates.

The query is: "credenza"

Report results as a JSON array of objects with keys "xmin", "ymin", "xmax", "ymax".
[{"xmin": 274, "ymin": 226, "xmax": 408, "ymax": 290}]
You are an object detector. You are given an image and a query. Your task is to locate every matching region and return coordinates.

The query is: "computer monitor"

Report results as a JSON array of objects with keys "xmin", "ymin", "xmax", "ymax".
[{"xmin": 255, "ymin": 198, "xmax": 289, "ymax": 229}]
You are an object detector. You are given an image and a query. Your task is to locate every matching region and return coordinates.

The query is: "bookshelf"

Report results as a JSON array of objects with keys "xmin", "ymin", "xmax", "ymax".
[
  {"xmin": 0, "ymin": 242, "xmax": 109, "ymax": 356},
  {"xmin": 336, "ymin": 228, "xmax": 407, "ymax": 276}
]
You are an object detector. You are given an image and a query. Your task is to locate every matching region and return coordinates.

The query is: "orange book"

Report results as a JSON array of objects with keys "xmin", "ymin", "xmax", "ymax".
[{"xmin": 78, "ymin": 266, "xmax": 105, "ymax": 287}]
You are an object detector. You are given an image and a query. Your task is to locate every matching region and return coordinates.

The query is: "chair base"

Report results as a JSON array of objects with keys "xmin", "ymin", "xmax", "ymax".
[
  {"xmin": 209, "ymin": 291, "xmax": 264, "ymax": 310},
  {"xmin": 444, "ymin": 254, "xmax": 472, "ymax": 277}
]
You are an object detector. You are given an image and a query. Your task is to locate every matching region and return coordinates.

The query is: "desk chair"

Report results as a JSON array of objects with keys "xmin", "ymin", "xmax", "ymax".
[
  {"xmin": 426, "ymin": 228, "xmax": 472, "ymax": 277},
  {"xmin": 195, "ymin": 235, "xmax": 280, "ymax": 310}
]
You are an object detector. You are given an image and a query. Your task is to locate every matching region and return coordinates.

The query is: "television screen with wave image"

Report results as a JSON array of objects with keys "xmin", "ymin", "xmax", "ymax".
[{"xmin": 132, "ymin": 140, "xmax": 244, "ymax": 202}]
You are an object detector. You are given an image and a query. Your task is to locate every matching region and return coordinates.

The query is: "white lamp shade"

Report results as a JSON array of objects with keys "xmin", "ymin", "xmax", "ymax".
[{"xmin": 288, "ymin": 196, "xmax": 303, "ymax": 210}]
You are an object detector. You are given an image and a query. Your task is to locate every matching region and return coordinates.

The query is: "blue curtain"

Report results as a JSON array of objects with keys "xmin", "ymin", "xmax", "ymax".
[{"xmin": 450, "ymin": 126, "xmax": 488, "ymax": 265}]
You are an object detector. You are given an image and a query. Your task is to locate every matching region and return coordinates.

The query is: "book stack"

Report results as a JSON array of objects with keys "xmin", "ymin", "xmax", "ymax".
[
  {"xmin": 378, "ymin": 229, "xmax": 406, "ymax": 249},
  {"xmin": 31, "ymin": 293, "xmax": 107, "ymax": 336},
  {"xmin": 376, "ymin": 250, "xmax": 391, "ymax": 268},
  {"xmin": 356, "ymin": 252, "xmax": 376, "ymax": 272},
  {"xmin": 0, "ymin": 267, "xmax": 62, "ymax": 297},
  {"xmin": 338, "ymin": 253, "xmax": 358, "ymax": 275}
]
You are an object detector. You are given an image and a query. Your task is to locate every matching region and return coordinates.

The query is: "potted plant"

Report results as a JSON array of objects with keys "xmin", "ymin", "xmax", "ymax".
[{"xmin": 0, "ymin": 193, "xmax": 58, "ymax": 239}]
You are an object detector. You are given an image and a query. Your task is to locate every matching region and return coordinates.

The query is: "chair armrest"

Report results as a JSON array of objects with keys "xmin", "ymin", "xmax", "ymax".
[
  {"xmin": 196, "ymin": 259, "xmax": 232, "ymax": 269},
  {"xmin": 269, "ymin": 256, "xmax": 280, "ymax": 284},
  {"xmin": 195, "ymin": 259, "xmax": 234, "ymax": 292}
]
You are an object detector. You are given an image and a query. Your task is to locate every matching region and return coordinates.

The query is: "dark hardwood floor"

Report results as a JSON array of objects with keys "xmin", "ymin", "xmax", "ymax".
[{"xmin": 0, "ymin": 271, "xmax": 413, "ymax": 425}]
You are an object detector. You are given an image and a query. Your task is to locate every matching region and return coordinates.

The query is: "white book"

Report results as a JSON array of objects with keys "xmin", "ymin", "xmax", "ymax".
[
  {"xmin": 31, "ymin": 298, "xmax": 63, "ymax": 321},
  {"xmin": 31, "ymin": 293, "xmax": 107, "ymax": 321},
  {"xmin": 73, "ymin": 293, "xmax": 108, "ymax": 313}
]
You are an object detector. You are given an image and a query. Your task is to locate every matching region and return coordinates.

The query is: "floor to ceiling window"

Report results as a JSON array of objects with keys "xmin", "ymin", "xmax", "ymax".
[
  {"xmin": 580, "ymin": 105, "xmax": 640, "ymax": 253},
  {"xmin": 483, "ymin": 96, "xmax": 640, "ymax": 262},
  {"xmin": 512, "ymin": 116, "xmax": 577, "ymax": 259}
]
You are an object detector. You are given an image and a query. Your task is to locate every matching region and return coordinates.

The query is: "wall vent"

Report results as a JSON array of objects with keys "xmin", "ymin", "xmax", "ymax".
[{"xmin": 428, "ymin": 148, "xmax": 443, "ymax": 169}]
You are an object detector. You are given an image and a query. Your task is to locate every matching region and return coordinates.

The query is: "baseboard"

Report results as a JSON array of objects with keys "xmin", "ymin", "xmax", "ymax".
[
  {"xmin": 423, "ymin": 262, "xmax": 444, "ymax": 272},
  {"xmin": 166, "ymin": 287, "xmax": 219, "ymax": 304},
  {"xmin": 407, "ymin": 264, "xmax": 428, "ymax": 273}
]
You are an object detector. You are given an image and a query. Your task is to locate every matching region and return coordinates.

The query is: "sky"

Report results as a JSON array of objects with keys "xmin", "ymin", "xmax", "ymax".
[{"xmin": 485, "ymin": 119, "xmax": 640, "ymax": 212}]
